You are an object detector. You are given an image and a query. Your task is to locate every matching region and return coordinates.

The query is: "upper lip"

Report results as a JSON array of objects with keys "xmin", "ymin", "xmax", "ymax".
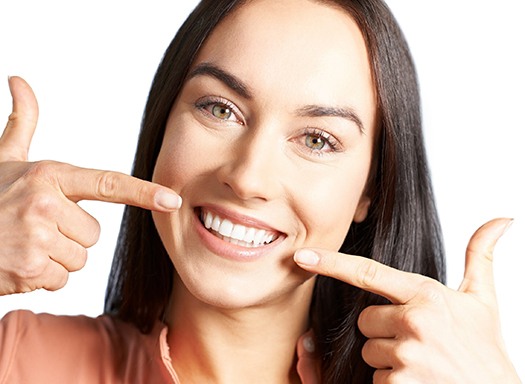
[{"xmin": 197, "ymin": 205, "xmax": 286, "ymax": 237}]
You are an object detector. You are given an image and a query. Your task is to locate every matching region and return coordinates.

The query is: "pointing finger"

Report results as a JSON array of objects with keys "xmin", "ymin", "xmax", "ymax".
[
  {"xmin": 294, "ymin": 248, "xmax": 428, "ymax": 304},
  {"xmin": 0, "ymin": 76, "xmax": 39, "ymax": 162},
  {"xmin": 40, "ymin": 161, "xmax": 182, "ymax": 211}
]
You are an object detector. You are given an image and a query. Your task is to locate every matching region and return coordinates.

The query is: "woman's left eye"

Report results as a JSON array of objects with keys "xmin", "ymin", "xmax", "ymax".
[
  {"xmin": 305, "ymin": 134, "xmax": 327, "ymax": 151},
  {"xmin": 302, "ymin": 129, "xmax": 342, "ymax": 155},
  {"xmin": 211, "ymin": 104, "xmax": 233, "ymax": 120},
  {"xmin": 195, "ymin": 97, "xmax": 243, "ymax": 124}
]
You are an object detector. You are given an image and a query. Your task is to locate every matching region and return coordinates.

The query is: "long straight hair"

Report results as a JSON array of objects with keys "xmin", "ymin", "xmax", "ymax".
[{"xmin": 105, "ymin": 1, "xmax": 446, "ymax": 382}]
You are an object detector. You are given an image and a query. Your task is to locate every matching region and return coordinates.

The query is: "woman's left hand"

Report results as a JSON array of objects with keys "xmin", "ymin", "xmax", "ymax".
[{"xmin": 294, "ymin": 218, "xmax": 521, "ymax": 383}]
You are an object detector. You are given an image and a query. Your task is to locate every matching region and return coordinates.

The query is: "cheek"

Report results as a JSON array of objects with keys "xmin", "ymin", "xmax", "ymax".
[
  {"xmin": 153, "ymin": 146, "xmax": 189, "ymax": 192},
  {"xmin": 302, "ymin": 192, "xmax": 359, "ymax": 250},
  {"xmin": 295, "ymin": 165, "xmax": 370, "ymax": 251},
  {"xmin": 152, "ymin": 123, "xmax": 205, "ymax": 192},
  {"xmin": 151, "ymin": 121, "xmax": 210, "ymax": 258}
]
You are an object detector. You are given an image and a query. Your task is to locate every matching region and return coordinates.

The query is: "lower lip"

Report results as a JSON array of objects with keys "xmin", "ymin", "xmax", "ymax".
[{"xmin": 193, "ymin": 211, "xmax": 284, "ymax": 262}]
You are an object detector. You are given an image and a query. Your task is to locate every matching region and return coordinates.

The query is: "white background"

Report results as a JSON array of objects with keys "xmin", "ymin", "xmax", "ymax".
[{"xmin": 1, "ymin": 0, "xmax": 523, "ymax": 378}]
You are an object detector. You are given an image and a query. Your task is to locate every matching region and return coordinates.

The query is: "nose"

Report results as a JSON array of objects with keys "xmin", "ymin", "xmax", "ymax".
[{"xmin": 217, "ymin": 130, "xmax": 282, "ymax": 202}]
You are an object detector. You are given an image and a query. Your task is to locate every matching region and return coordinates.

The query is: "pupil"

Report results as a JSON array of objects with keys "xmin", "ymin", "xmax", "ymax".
[
  {"xmin": 213, "ymin": 104, "xmax": 231, "ymax": 119},
  {"xmin": 307, "ymin": 135, "xmax": 324, "ymax": 150}
]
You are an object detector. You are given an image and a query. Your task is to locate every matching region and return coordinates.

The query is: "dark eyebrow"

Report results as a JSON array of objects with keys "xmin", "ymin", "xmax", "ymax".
[
  {"xmin": 296, "ymin": 105, "xmax": 365, "ymax": 134},
  {"xmin": 187, "ymin": 62, "xmax": 253, "ymax": 99},
  {"xmin": 188, "ymin": 63, "xmax": 365, "ymax": 133}
]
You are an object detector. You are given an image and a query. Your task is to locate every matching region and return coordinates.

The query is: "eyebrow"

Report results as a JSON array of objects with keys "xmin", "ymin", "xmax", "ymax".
[
  {"xmin": 188, "ymin": 62, "xmax": 253, "ymax": 99},
  {"xmin": 296, "ymin": 105, "xmax": 365, "ymax": 134},
  {"xmin": 188, "ymin": 63, "xmax": 365, "ymax": 134}
]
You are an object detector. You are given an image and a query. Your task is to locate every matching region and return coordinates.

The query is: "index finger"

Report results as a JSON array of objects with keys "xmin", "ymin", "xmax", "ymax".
[
  {"xmin": 47, "ymin": 162, "xmax": 182, "ymax": 211},
  {"xmin": 294, "ymin": 248, "xmax": 428, "ymax": 304}
]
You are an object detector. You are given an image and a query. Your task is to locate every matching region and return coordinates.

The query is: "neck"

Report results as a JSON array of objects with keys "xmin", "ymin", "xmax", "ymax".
[{"xmin": 165, "ymin": 277, "xmax": 315, "ymax": 384}]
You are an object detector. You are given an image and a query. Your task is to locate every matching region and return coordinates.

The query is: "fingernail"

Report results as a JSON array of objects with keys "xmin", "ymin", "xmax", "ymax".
[
  {"xmin": 294, "ymin": 249, "xmax": 320, "ymax": 266},
  {"xmin": 303, "ymin": 335, "xmax": 315, "ymax": 353},
  {"xmin": 502, "ymin": 218, "xmax": 514, "ymax": 236},
  {"xmin": 155, "ymin": 190, "xmax": 182, "ymax": 210}
]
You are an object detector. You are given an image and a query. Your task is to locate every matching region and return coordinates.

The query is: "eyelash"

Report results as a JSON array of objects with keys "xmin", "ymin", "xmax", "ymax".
[
  {"xmin": 194, "ymin": 96, "xmax": 244, "ymax": 125},
  {"xmin": 302, "ymin": 127, "xmax": 343, "ymax": 156},
  {"xmin": 194, "ymin": 96, "xmax": 342, "ymax": 156}
]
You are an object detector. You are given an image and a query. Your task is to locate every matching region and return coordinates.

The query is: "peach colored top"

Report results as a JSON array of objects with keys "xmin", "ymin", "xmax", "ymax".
[{"xmin": 0, "ymin": 310, "xmax": 320, "ymax": 383}]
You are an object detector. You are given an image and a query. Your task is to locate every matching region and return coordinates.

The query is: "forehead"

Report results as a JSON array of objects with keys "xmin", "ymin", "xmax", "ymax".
[{"xmin": 191, "ymin": 0, "xmax": 375, "ymax": 125}]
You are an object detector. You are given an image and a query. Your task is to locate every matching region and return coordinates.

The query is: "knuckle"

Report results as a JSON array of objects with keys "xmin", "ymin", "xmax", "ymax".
[
  {"xmin": 373, "ymin": 369, "xmax": 398, "ymax": 384},
  {"xmin": 26, "ymin": 226, "xmax": 54, "ymax": 249},
  {"xmin": 13, "ymin": 251, "xmax": 49, "ymax": 281},
  {"xmin": 417, "ymin": 279, "xmax": 444, "ymax": 303},
  {"xmin": 399, "ymin": 306, "xmax": 426, "ymax": 336},
  {"xmin": 357, "ymin": 306, "xmax": 373, "ymax": 332},
  {"xmin": 13, "ymin": 162, "xmax": 63, "ymax": 220},
  {"xmin": 95, "ymin": 171, "xmax": 119, "ymax": 199},
  {"xmin": 355, "ymin": 259, "xmax": 381, "ymax": 289},
  {"xmin": 47, "ymin": 271, "xmax": 69, "ymax": 292},
  {"xmin": 70, "ymin": 247, "xmax": 88, "ymax": 272},
  {"xmin": 23, "ymin": 160, "xmax": 58, "ymax": 180},
  {"xmin": 379, "ymin": 370, "xmax": 413, "ymax": 384},
  {"xmin": 21, "ymin": 191, "xmax": 58, "ymax": 219},
  {"xmin": 79, "ymin": 215, "xmax": 101, "ymax": 248},
  {"xmin": 7, "ymin": 111, "xmax": 18, "ymax": 125},
  {"xmin": 361, "ymin": 339, "xmax": 377, "ymax": 364},
  {"xmin": 392, "ymin": 342, "xmax": 418, "ymax": 367},
  {"xmin": 466, "ymin": 240, "xmax": 494, "ymax": 263},
  {"xmin": 87, "ymin": 221, "xmax": 101, "ymax": 247}
]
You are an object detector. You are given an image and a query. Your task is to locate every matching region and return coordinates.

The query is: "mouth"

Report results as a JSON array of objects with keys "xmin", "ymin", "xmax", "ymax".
[{"xmin": 198, "ymin": 207, "xmax": 284, "ymax": 249}]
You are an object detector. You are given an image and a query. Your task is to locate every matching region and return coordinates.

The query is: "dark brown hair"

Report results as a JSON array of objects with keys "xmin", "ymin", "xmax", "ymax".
[{"xmin": 105, "ymin": 1, "xmax": 445, "ymax": 382}]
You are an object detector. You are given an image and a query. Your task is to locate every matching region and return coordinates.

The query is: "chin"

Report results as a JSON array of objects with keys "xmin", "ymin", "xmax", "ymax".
[{"xmin": 171, "ymin": 255, "xmax": 315, "ymax": 312}]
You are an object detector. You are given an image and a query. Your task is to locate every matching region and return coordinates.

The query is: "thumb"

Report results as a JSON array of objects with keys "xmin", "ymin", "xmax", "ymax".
[
  {"xmin": 459, "ymin": 218, "xmax": 513, "ymax": 299},
  {"xmin": 296, "ymin": 330, "xmax": 321, "ymax": 384},
  {"xmin": 0, "ymin": 76, "xmax": 39, "ymax": 162}
]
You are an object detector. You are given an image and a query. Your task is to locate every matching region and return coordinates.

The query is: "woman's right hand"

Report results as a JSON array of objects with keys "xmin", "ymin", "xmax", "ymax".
[{"xmin": 0, "ymin": 76, "xmax": 181, "ymax": 296}]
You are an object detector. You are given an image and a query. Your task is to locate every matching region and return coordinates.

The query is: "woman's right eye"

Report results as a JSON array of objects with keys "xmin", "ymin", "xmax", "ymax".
[{"xmin": 195, "ymin": 97, "xmax": 244, "ymax": 125}]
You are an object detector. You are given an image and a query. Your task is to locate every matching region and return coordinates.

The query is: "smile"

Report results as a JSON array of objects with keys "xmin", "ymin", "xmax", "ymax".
[{"xmin": 199, "ymin": 208, "xmax": 281, "ymax": 248}]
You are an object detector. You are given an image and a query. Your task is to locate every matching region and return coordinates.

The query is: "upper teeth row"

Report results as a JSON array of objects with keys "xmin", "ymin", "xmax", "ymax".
[{"xmin": 201, "ymin": 210, "xmax": 276, "ymax": 246}]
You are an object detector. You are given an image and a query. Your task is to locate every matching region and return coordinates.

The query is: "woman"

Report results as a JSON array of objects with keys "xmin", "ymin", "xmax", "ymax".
[{"xmin": 0, "ymin": 0, "xmax": 521, "ymax": 382}]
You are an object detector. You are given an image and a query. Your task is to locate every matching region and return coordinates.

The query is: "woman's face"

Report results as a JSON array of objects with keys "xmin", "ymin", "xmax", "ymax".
[{"xmin": 152, "ymin": 0, "xmax": 376, "ymax": 309}]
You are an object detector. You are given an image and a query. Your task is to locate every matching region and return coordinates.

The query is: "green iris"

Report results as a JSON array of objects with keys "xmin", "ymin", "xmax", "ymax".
[
  {"xmin": 212, "ymin": 104, "xmax": 232, "ymax": 120},
  {"xmin": 305, "ymin": 135, "xmax": 325, "ymax": 150}
]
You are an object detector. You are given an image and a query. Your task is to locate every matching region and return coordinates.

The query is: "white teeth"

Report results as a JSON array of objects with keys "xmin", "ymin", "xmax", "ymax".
[
  {"xmin": 211, "ymin": 216, "xmax": 221, "ymax": 232},
  {"xmin": 218, "ymin": 219, "xmax": 234, "ymax": 237},
  {"xmin": 231, "ymin": 224, "xmax": 247, "ymax": 241},
  {"xmin": 253, "ymin": 229, "xmax": 266, "ymax": 245},
  {"xmin": 204, "ymin": 211, "xmax": 213, "ymax": 229},
  {"xmin": 244, "ymin": 227, "xmax": 256, "ymax": 243},
  {"xmin": 200, "ymin": 209, "xmax": 278, "ymax": 247},
  {"xmin": 265, "ymin": 234, "xmax": 275, "ymax": 244}
]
